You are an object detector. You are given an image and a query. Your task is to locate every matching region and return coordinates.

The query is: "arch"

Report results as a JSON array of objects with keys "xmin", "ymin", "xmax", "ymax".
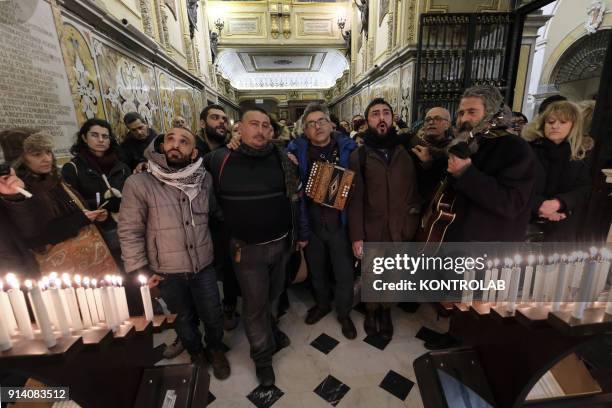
[{"xmin": 550, "ymin": 29, "xmax": 610, "ymax": 86}]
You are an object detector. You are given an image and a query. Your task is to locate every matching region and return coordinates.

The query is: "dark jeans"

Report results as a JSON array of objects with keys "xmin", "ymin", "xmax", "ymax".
[
  {"xmin": 211, "ymin": 219, "xmax": 241, "ymax": 308},
  {"xmin": 231, "ymin": 236, "xmax": 290, "ymax": 367},
  {"xmin": 157, "ymin": 265, "xmax": 224, "ymax": 355},
  {"xmin": 304, "ymin": 226, "xmax": 354, "ymax": 318}
]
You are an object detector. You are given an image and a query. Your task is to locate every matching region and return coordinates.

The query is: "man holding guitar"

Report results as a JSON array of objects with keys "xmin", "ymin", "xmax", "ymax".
[{"xmin": 424, "ymin": 85, "xmax": 537, "ymax": 349}]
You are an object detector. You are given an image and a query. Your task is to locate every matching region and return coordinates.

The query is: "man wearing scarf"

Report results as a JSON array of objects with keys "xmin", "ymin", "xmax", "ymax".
[
  {"xmin": 348, "ymin": 98, "xmax": 421, "ymax": 341},
  {"xmin": 118, "ymin": 127, "xmax": 231, "ymax": 380},
  {"xmin": 204, "ymin": 107, "xmax": 300, "ymax": 387}
]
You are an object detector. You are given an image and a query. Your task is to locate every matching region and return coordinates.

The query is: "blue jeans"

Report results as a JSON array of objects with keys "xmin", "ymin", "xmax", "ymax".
[{"xmin": 157, "ymin": 265, "xmax": 224, "ymax": 355}]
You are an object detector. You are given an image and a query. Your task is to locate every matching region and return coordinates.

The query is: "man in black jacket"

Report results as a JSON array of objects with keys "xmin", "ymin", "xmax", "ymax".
[
  {"xmin": 120, "ymin": 112, "xmax": 158, "ymax": 171},
  {"xmin": 204, "ymin": 107, "xmax": 300, "ymax": 387},
  {"xmin": 197, "ymin": 105, "xmax": 229, "ymax": 157}
]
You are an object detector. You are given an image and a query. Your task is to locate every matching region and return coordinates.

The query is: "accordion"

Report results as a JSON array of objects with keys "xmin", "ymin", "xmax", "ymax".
[{"xmin": 305, "ymin": 161, "xmax": 355, "ymax": 210}]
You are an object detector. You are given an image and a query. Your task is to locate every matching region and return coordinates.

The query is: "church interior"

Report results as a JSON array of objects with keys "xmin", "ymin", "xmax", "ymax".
[{"xmin": 1, "ymin": 0, "xmax": 612, "ymax": 407}]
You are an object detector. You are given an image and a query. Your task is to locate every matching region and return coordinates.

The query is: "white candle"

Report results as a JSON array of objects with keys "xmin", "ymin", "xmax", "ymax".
[
  {"xmin": 92, "ymin": 279, "xmax": 106, "ymax": 321},
  {"xmin": 531, "ymin": 255, "xmax": 545, "ymax": 302},
  {"xmin": 73, "ymin": 275, "xmax": 92, "ymax": 328},
  {"xmin": 482, "ymin": 261, "xmax": 493, "ymax": 302},
  {"xmin": 552, "ymin": 255, "xmax": 570, "ymax": 312},
  {"xmin": 5, "ymin": 274, "xmax": 34, "ymax": 339},
  {"xmin": 109, "ymin": 276, "xmax": 126, "ymax": 323},
  {"xmin": 521, "ymin": 255, "xmax": 535, "ymax": 303},
  {"xmin": 489, "ymin": 259, "xmax": 500, "ymax": 304},
  {"xmin": 57, "ymin": 281, "xmax": 74, "ymax": 328},
  {"xmin": 139, "ymin": 275, "xmax": 154, "ymax": 322},
  {"xmin": 545, "ymin": 254, "xmax": 560, "ymax": 302},
  {"xmin": 506, "ymin": 255, "xmax": 522, "ymax": 313},
  {"xmin": 0, "ymin": 312, "xmax": 12, "ymax": 351},
  {"xmin": 0, "ymin": 280, "xmax": 18, "ymax": 335},
  {"xmin": 572, "ymin": 248, "xmax": 599, "ymax": 319},
  {"xmin": 83, "ymin": 278, "xmax": 100, "ymax": 324},
  {"xmin": 104, "ymin": 277, "xmax": 121, "ymax": 328},
  {"xmin": 41, "ymin": 277, "xmax": 58, "ymax": 329},
  {"xmin": 592, "ymin": 249, "xmax": 610, "ymax": 305},
  {"xmin": 62, "ymin": 274, "xmax": 83, "ymax": 331},
  {"xmin": 117, "ymin": 276, "xmax": 130, "ymax": 322},
  {"xmin": 49, "ymin": 279, "xmax": 71, "ymax": 336},
  {"xmin": 606, "ymin": 287, "xmax": 612, "ymax": 315},
  {"xmin": 569, "ymin": 252, "xmax": 586, "ymax": 301},
  {"xmin": 499, "ymin": 258, "xmax": 513, "ymax": 302},
  {"xmin": 100, "ymin": 282, "xmax": 119, "ymax": 331},
  {"xmin": 25, "ymin": 280, "xmax": 56, "ymax": 348}
]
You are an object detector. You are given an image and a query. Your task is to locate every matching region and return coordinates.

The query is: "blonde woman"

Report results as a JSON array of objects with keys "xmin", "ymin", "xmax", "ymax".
[{"xmin": 522, "ymin": 101, "xmax": 593, "ymax": 241}]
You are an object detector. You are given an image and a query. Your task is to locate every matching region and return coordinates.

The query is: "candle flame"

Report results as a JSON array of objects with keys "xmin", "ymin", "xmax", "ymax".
[
  {"xmin": 6, "ymin": 273, "xmax": 19, "ymax": 289},
  {"xmin": 590, "ymin": 247, "xmax": 598, "ymax": 257},
  {"xmin": 83, "ymin": 277, "xmax": 90, "ymax": 287},
  {"xmin": 547, "ymin": 255, "xmax": 554, "ymax": 264},
  {"xmin": 0, "ymin": 280, "xmax": 3, "ymax": 291},
  {"xmin": 74, "ymin": 274, "xmax": 82, "ymax": 284},
  {"xmin": 24, "ymin": 279, "xmax": 33, "ymax": 289},
  {"xmin": 54, "ymin": 278, "xmax": 62, "ymax": 288},
  {"xmin": 62, "ymin": 273, "xmax": 71, "ymax": 285},
  {"xmin": 504, "ymin": 257, "xmax": 513, "ymax": 267},
  {"xmin": 91, "ymin": 279, "xmax": 97, "ymax": 287},
  {"xmin": 514, "ymin": 254, "xmax": 522, "ymax": 265},
  {"xmin": 552, "ymin": 253, "xmax": 560, "ymax": 262},
  {"xmin": 111, "ymin": 275, "xmax": 118, "ymax": 285},
  {"xmin": 486, "ymin": 260, "xmax": 493, "ymax": 268},
  {"xmin": 117, "ymin": 276, "xmax": 123, "ymax": 286},
  {"xmin": 138, "ymin": 275, "xmax": 147, "ymax": 285},
  {"xmin": 601, "ymin": 247, "xmax": 611, "ymax": 260},
  {"xmin": 527, "ymin": 254, "xmax": 535, "ymax": 265},
  {"xmin": 538, "ymin": 254, "xmax": 544, "ymax": 263},
  {"xmin": 560, "ymin": 254, "xmax": 567, "ymax": 262},
  {"xmin": 49, "ymin": 272, "xmax": 58, "ymax": 280},
  {"xmin": 493, "ymin": 258, "xmax": 500, "ymax": 267},
  {"xmin": 38, "ymin": 280, "xmax": 45, "ymax": 289}
]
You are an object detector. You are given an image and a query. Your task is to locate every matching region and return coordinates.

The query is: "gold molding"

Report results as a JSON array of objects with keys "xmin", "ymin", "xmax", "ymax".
[
  {"xmin": 224, "ymin": 14, "xmax": 266, "ymax": 38},
  {"xmin": 512, "ymin": 44, "xmax": 531, "ymax": 112},
  {"xmin": 295, "ymin": 13, "xmax": 338, "ymax": 39}
]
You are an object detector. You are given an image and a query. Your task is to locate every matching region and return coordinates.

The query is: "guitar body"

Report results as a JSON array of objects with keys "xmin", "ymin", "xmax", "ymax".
[{"xmin": 415, "ymin": 179, "xmax": 457, "ymax": 250}]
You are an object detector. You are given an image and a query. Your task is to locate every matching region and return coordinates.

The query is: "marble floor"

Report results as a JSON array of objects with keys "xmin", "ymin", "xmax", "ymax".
[{"xmin": 154, "ymin": 284, "xmax": 450, "ymax": 408}]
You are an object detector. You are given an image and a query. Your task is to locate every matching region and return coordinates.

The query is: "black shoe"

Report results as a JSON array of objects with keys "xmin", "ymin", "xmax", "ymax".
[
  {"xmin": 256, "ymin": 365, "xmax": 275, "ymax": 387},
  {"xmin": 223, "ymin": 304, "xmax": 239, "ymax": 331},
  {"xmin": 424, "ymin": 333, "xmax": 461, "ymax": 350},
  {"xmin": 277, "ymin": 291, "xmax": 290, "ymax": 317},
  {"xmin": 205, "ymin": 349, "xmax": 231, "ymax": 380},
  {"xmin": 305, "ymin": 305, "xmax": 332, "ymax": 325},
  {"xmin": 190, "ymin": 352, "xmax": 207, "ymax": 366},
  {"xmin": 364, "ymin": 310, "xmax": 378, "ymax": 336},
  {"xmin": 163, "ymin": 336, "xmax": 185, "ymax": 359},
  {"xmin": 379, "ymin": 308, "xmax": 393, "ymax": 340},
  {"xmin": 274, "ymin": 329, "xmax": 291, "ymax": 352},
  {"xmin": 338, "ymin": 316, "xmax": 357, "ymax": 340}
]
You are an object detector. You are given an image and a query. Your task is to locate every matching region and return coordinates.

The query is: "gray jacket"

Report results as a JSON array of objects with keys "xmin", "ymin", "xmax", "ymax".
[{"xmin": 118, "ymin": 147, "xmax": 219, "ymax": 274}]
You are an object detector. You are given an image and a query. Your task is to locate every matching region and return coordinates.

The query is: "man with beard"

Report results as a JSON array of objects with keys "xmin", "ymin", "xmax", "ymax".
[
  {"xmin": 198, "ymin": 105, "xmax": 229, "ymax": 156},
  {"xmin": 423, "ymin": 86, "xmax": 536, "ymax": 350},
  {"xmin": 120, "ymin": 112, "xmax": 158, "ymax": 171},
  {"xmin": 197, "ymin": 104, "xmax": 240, "ymax": 330},
  {"xmin": 204, "ymin": 108, "xmax": 299, "ymax": 387},
  {"xmin": 410, "ymin": 107, "xmax": 454, "ymax": 203},
  {"xmin": 118, "ymin": 127, "xmax": 231, "ymax": 380},
  {"xmin": 348, "ymin": 98, "xmax": 421, "ymax": 340}
]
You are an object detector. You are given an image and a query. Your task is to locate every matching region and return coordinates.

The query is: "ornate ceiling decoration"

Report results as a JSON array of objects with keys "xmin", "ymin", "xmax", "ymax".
[{"xmin": 216, "ymin": 49, "xmax": 348, "ymax": 89}]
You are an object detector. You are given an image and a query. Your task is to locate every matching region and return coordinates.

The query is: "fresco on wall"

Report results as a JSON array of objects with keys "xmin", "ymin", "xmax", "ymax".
[
  {"xmin": 94, "ymin": 39, "xmax": 161, "ymax": 140},
  {"xmin": 399, "ymin": 62, "xmax": 414, "ymax": 125},
  {"xmin": 369, "ymin": 71, "xmax": 400, "ymax": 114},
  {"xmin": 61, "ymin": 23, "xmax": 106, "ymax": 125},
  {"xmin": 157, "ymin": 69, "xmax": 199, "ymax": 132}
]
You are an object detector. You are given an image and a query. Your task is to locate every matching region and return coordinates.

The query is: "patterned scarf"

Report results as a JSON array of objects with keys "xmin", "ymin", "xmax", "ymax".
[{"xmin": 147, "ymin": 152, "xmax": 205, "ymax": 203}]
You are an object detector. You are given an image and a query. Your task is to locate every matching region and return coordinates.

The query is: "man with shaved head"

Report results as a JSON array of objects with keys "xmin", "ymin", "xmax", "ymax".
[{"xmin": 119, "ymin": 126, "xmax": 231, "ymax": 380}]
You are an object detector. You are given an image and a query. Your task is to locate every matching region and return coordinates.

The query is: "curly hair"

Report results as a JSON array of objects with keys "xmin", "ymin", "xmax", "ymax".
[{"xmin": 71, "ymin": 118, "xmax": 120, "ymax": 156}]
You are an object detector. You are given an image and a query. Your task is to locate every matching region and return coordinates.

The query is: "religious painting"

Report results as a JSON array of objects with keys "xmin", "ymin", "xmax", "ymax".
[
  {"xmin": 157, "ymin": 69, "xmax": 199, "ymax": 133},
  {"xmin": 93, "ymin": 39, "xmax": 161, "ymax": 140},
  {"xmin": 61, "ymin": 23, "xmax": 106, "ymax": 125},
  {"xmin": 399, "ymin": 62, "xmax": 414, "ymax": 125},
  {"xmin": 379, "ymin": 0, "xmax": 389, "ymax": 26}
]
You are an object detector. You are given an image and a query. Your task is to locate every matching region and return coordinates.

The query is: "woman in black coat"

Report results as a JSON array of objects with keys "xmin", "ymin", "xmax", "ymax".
[
  {"xmin": 522, "ymin": 101, "xmax": 593, "ymax": 241},
  {"xmin": 61, "ymin": 119, "xmax": 131, "ymax": 254}
]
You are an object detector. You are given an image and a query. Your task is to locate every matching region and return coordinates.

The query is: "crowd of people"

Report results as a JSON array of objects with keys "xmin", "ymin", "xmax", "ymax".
[{"xmin": 0, "ymin": 85, "xmax": 600, "ymax": 387}]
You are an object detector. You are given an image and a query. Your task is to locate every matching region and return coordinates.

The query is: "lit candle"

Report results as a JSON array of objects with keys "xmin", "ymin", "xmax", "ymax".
[
  {"xmin": 572, "ymin": 247, "xmax": 599, "ymax": 319},
  {"xmin": 139, "ymin": 275, "xmax": 154, "ymax": 322},
  {"xmin": 92, "ymin": 279, "xmax": 106, "ymax": 321},
  {"xmin": 116, "ymin": 276, "xmax": 130, "ymax": 322},
  {"xmin": 5, "ymin": 274, "xmax": 34, "ymax": 339},
  {"xmin": 73, "ymin": 275, "xmax": 92, "ymax": 329},
  {"xmin": 499, "ymin": 258, "xmax": 513, "ymax": 303},
  {"xmin": 104, "ymin": 276, "xmax": 121, "ymax": 328},
  {"xmin": 25, "ymin": 280, "xmax": 56, "ymax": 348},
  {"xmin": 110, "ymin": 276, "xmax": 125, "ymax": 323},
  {"xmin": 100, "ymin": 280, "xmax": 119, "ymax": 331},
  {"xmin": 482, "ymin": 260, "xmax": 493, "ymax": 302},
  {"xmin": 0, "ymin": 311, "xmax": 11, "ymax": 351},
  {"xmin": 506, "ymin": 255, "xmax": 522, "ymax": 313},
  {"xmin": 62, "ymin": 274, "xmax": 83, "ymax": 331},
  {"xmin": 56, "ymin": 276, "xmax": 74, "ymax": 329},
  {"xmin": 521, "ymin": 255, "xmax": 535, "ymax": 303},
  {"xmin": 569, "ymin": 251, "xmax": 586, "ymax": 301},
  {"xmin": 41, "ymin": 277, "xmax": 58, "ymax": 329},
  {"xmin": 49, "ymin": 278, "xmax": 70, "ymax": 336},
  {"xmin": 592, "ymin": 248, "xmax": 611, "ymax": 306},
  {"xmin": 489, "ymin": 259, "xmax": 500, "ymax": 304},
  {"xmin": 545, "ymin": 253, "xmax": 560, "ymax": 302},
  {"xmin": 531, "ymin": 255, "xmax": 545, "ymax": 302},
  {"xmin": 552, "ymin": 255, "xmax": 570, "ymax": 312},
  {"xmin": 83, "ymin": 277, "xmax": 100, "ymax": 324},
  {"xmin": 0, "ymin": 279, "xmax": 18, "ymax": 335}
]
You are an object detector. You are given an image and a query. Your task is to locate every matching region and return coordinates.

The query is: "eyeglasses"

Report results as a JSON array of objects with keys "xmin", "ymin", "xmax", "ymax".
[
  {"xmin": 304, "ymin": 118, "xmax": 329, "ymax": 130},
  {"xmin": 424, "ymin": 116, "xmax": 449, "ymax": 123}
]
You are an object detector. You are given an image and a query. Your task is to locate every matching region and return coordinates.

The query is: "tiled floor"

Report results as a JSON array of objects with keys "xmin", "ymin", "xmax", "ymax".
[{"xmin": 154, "ymin": 284, "xmax": 450, "ymax": 408}]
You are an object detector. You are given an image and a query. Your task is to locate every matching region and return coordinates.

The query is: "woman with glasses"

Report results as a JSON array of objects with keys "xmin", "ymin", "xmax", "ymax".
[{"xmin": 61, "ymin": 118, "xmax": 131, "ymax": 258}]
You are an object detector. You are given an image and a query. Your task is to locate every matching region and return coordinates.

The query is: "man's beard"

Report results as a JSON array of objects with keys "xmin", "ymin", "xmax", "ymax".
[
  {"xmin": 369, "ymin": 122, "xmax": 391, "ymax": 137},
  {"xmin": 458, "ymin": 120, "xmax": 475, "ymax": 133},
  {"xmin": 205, "ymin": 125, "xmax": 227, "ymax": 144},
  {"xmin": 165, "ymin": 151, "xmax": 191, "ymax": 169}
]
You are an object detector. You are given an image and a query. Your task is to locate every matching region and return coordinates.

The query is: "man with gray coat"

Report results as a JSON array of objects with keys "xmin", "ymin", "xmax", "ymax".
[{"xmin": 118, "ymin": 126, "xmax": 230, "ymax": 380}]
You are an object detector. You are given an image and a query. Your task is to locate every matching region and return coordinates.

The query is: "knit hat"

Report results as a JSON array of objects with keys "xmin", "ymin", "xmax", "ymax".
[{"xmin": 0, "ymin": 129, "xmax": 54, "ymax": 167}]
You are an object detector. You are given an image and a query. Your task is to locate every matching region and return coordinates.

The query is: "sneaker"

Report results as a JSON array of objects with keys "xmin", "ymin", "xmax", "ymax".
[
  {"xmin": 274, "ymin": 329, "xmax": 291, "ymax": 352},
  {"xmin": 364, "ymin": 310, "xmax": 378, "ymax": 336},
  {"xmin": 379, "ymin": 308, "xmax": 394, "ymax": 340},
  {"xmin": 338, "ymin": 316, "xmax": 357, "ymax": 340},
  {"xmin": 305, "ymin": 305, "xmax": 331, "ymax": 325},
  {"xmin": 256, "ymin": 365, "xmax": 275, "ymax": 387},
  {"xmin": 163, "ymin": 336, "xmax": 185, "ymax": 359},
  {"xmin": 223, "ymin": 304, "xmax": 239, "ymax": 331},
  {"xmin": 205, "ymin": 349, "xmax": 231, "ymax": 380}
]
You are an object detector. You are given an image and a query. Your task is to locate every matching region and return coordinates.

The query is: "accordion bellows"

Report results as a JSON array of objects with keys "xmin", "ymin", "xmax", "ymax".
[{"xmin": 305, "ymin": 161, "xmax": 355, "ymax": 210}]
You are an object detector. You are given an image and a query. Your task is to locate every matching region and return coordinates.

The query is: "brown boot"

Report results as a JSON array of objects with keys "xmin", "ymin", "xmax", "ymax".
[
  {"xmin": 364, "ymin": 309, "xmax": 378, "ymax": 336},
  {"xmin": 205, "ymin": 349, "xmax": 231, "ymax": 380},
  {"xmin": 379, "ymin": 308, "xmax": 393, "ymax": 340}
]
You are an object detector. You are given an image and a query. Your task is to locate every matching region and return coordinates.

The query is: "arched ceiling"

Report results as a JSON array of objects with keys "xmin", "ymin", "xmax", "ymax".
[
  {"xmin": 216, "ymin": 48, "xmax": 349, "ymax": 90},
  {"xmin": 551, "ymin": 29, "xmax": 610, "ymax": 86}
]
